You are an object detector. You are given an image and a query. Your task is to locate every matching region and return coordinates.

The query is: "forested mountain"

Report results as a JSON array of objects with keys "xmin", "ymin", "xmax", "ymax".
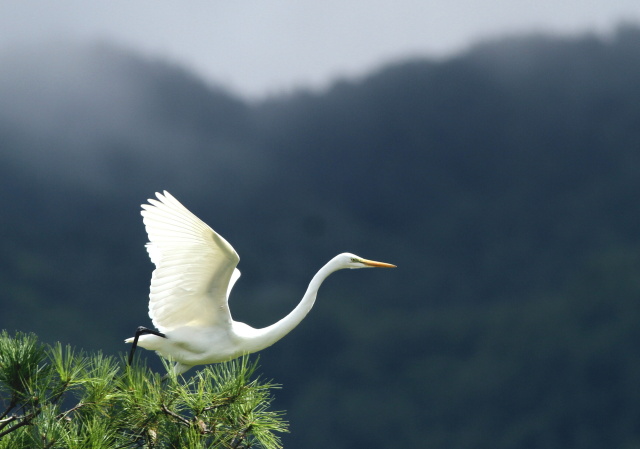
[{"xmin": 2, "ymin": 26, "xmax": 640, "ymax": 448}]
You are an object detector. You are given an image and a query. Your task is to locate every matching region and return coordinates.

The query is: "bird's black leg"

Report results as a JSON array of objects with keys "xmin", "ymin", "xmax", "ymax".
[{"xmin": 128, "ymin": 326, "xmax": 166, "ymax": 365}]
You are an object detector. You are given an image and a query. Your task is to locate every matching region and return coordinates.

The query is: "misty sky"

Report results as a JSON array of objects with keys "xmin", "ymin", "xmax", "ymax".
[{"xmin": 1, "ymin": 0, "xmax": 639, "ymax": 98}]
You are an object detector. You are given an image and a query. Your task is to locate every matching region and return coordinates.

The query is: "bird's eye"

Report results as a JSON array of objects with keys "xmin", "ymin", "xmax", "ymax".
[{"xmin": 351, "ymin": 258, "xmax": 359, "ymax": 263}]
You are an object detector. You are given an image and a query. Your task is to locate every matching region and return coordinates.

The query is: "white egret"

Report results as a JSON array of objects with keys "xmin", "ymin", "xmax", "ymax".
[{"xmin": 125, "ymin": 191, "xmax": 395, "ymax": 375}]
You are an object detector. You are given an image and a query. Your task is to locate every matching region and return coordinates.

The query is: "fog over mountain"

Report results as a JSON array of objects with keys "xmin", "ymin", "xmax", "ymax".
[{"xmin": 2, "ymin": 26, "xmax": 640, "ymax": 448}]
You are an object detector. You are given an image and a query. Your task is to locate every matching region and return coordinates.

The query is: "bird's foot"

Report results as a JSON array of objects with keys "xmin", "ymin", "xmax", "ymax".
[{"xmin": 128, "ymin": 326, "xmax": 167, "ymax": 365}]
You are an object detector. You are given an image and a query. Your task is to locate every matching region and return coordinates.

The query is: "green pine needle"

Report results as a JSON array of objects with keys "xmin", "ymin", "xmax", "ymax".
[{"xmin": 0, "ymin": 331, "xmax": 288, "ymax": 449}]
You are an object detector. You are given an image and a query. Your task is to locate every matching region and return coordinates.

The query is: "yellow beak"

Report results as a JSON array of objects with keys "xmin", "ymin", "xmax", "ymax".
[{"xmin": 360, "ymin": 258, "xmax": 396, "ymax": 268}]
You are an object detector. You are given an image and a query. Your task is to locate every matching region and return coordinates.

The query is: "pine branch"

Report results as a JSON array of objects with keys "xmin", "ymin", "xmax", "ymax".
[
  {"xmin": 56, "ymin": 401, "xmax": 94, "ymax": 420},
  {"xmin": 0, "ymin": 331, "xmax": 288, "ymax": 449},
  {"xmin": 0, "ymin": 398, "xmax": 17, "ymax": 421},
  {"xmin": 161, "ymin": 403, "xmax": 191, "ymax": 427},
  {"xmin": 0, "ymin": 411, "xmax": 35, "ymax": 438},
  {"xmin": 0, "ymin": 415, "xmax": 18, "ymax": 426},
  {"xmin": 231, "ymin": 425, "xmax": 252, "ymax": 449}
]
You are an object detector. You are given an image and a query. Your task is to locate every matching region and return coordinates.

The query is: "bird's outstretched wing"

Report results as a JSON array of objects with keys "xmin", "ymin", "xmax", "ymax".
[{"xmin": 141, "ymin": 191, "xmax": 240, "ymax": 333}]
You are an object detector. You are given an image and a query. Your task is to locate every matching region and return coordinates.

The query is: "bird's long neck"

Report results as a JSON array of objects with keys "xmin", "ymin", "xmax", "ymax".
[{"xmin": 248, "ymin": 258, "xmax": 341, "ymax": 352}]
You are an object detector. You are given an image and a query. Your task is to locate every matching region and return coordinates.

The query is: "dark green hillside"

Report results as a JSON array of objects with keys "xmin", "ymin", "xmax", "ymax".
[{"xmin": 1, "ymin": 27, "xmax": 640, "ymax": 448}]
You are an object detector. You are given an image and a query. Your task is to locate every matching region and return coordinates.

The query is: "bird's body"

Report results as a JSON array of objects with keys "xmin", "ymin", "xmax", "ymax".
[{"xmin": 126, "ymin": 191, "xmax": 395, "ymax": 375}]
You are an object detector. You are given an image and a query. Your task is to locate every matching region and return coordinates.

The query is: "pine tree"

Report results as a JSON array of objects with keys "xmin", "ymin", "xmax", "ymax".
[{"xmin": 0, "ymin": 331, "xmax": 287, "ymax": 448}]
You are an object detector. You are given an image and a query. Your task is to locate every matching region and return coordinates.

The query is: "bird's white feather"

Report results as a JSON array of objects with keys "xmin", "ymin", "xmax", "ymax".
[
  {"xmin": 127, "ymin": 190, "xmax": 395, "ymax": 375},
  {"xmin": 142, "ymin": 191, "xmax": 240, "ymax": 333}
]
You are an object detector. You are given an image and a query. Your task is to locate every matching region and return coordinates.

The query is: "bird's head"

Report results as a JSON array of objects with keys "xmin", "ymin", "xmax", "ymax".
[{"xmin": 338, "ymin": 253, "xmax": 396, "ymax": 269}]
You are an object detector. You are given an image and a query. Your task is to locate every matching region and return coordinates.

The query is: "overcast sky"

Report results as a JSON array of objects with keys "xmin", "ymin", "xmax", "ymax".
[{"xmin": 1, "ymin": 1, "xmax": 639, "ymax": 98}]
